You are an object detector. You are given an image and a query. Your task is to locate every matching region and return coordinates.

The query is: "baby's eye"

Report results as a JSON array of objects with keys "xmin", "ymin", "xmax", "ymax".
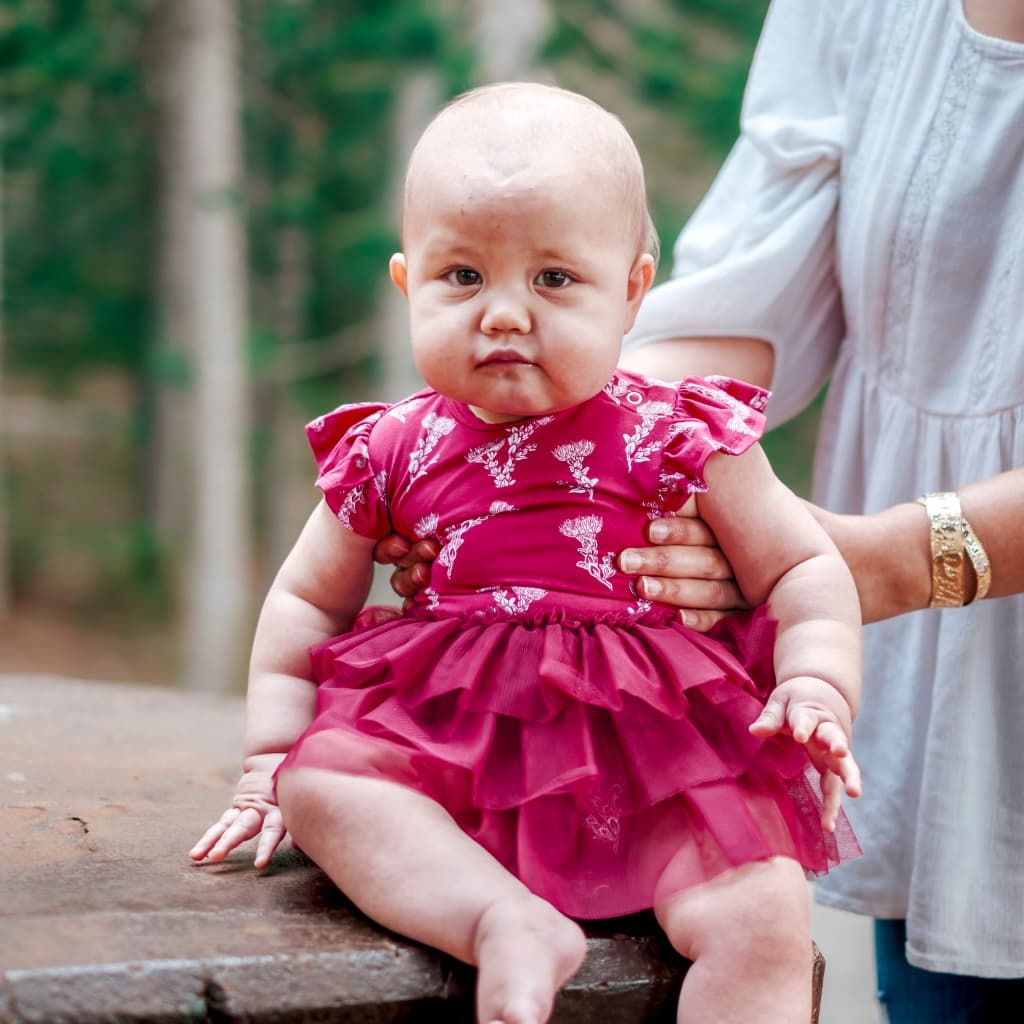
[
  {"xmin": 536, "ymin": 270, "xmax": 573, "ymax": 289},
  {"xmin": 445, "ymin": 268, "xmax": 481, "ymax": 287}
]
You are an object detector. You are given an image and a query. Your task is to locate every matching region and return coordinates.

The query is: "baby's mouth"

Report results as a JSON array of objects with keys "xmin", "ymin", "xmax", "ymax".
[{"xmin": 478, "ymin": 349, "xmax": 535, "ymax": 367}]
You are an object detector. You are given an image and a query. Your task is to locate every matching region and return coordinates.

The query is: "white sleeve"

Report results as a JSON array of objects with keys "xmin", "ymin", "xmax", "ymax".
[{"xmin": 626, "ymin": 0, "xmax": 853, "ymax": 426}]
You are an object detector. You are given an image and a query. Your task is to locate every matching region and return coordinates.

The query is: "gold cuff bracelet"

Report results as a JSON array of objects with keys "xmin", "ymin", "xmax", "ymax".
[{"xmin": 917, "ymin": 491, "xmax": 991, "ymax": 606}]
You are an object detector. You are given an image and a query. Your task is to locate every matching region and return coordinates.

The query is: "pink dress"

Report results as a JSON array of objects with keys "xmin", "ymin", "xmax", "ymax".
[{"xmin": 278, "ymin": 370, "xmax": 860, "ymax": 919}]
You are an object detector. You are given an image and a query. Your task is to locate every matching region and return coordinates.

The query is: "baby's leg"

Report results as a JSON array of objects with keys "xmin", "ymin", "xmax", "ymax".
[
  {"xmin": 655, "ymin": 856, "xmax": 812, "ymax": 1024},
  {"xmin": 276, "ymin": 768, "xmax": 586, "ymax": 1024}
]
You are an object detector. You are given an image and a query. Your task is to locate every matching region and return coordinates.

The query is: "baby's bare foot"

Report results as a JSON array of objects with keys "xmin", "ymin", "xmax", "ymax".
[{"xmin": 474, "ymin": 895, "xmax": 586, "ymax": 1024}]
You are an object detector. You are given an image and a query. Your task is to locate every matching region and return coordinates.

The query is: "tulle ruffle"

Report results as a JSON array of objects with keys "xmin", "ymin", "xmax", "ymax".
[{"xmin": 278, "ymin": 606, "xmax": 860, "ymax": 919}]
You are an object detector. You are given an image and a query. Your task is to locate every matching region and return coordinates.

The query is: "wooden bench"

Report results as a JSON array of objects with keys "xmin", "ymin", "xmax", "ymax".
[{"xmin": 0, "ymin": 675, "xmax": 823, "ymax": 1022}]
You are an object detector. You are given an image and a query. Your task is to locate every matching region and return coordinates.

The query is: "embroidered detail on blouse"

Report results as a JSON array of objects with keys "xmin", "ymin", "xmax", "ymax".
[
  {"xmin": 467, "ymin": 416, "xmax": 554, "ymax": 488},
  {"xmin": 559, "ymin": 514, "xmax": 616, "ymax": 590},
  {"xmin": 623, "ymin": 400, "xmax": 673, "ymax": 470},
  {"xmin": 881, "ymin": 37, "xmax": 980, "ymax": 382},
  {"xmin": 409, "ymin": 413, "xmax": 457, "ymax": 481},
  {"xmin": 437, "ymin": 500, "xmax": 516, "ymax": 578},
  {"xmin": 553, "ymin": 440, "xmax": 599, "ymax": 500}
]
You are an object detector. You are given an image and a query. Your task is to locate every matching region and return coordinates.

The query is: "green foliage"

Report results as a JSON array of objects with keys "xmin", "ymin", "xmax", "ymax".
[
  {"xmin": 1, "ymin": 0, "xmax": 154, "ymax": 384},
  {"xmin": 244, "ymin": 0, "xmax": 470, "ymax": 371},
  {"xmin": 546, "ymin": 0, "xmax": 769, "ymax": 160}
]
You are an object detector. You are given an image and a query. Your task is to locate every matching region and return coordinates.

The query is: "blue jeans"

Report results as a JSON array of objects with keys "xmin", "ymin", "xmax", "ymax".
[{"xmin": 875, "ymin": 919, "xmax": 1024, "ymax": 1023}]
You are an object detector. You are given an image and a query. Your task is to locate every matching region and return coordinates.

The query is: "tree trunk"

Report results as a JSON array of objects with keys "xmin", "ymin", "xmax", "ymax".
[
  {"xmin": 262, "ymin": 224, "xmax": 315, "ymax": 589},
  {"xmin": 148, "ymin": 0, "xmax": 195, "ymax": 556},
  {"xmin": 474, "ymin": 0, "xmax": 551, "ymax": 81},
  {"xmin": 381, "ymin": 71, "xmax": 440, "ymax": 405},
  {"xmin": 174, "ymin": 0, "xmax": 251, "ymax": 692},
  {"xmin": 0, "ymin": 121, "xmax": 10, "ymax": 619}
]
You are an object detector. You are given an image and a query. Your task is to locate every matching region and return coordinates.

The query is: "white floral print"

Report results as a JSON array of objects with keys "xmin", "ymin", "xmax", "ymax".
[
  {"xmin": 689, "ymin": 382, "xmax": 758, "ymax": 435},
  {"xmin": 553, "ymin": 440, "xmax": 599, "ymax": 500},
  {"xmin": 489, "ymin": 586, "xmax": 548, "ymax": 615},
  {"xmin": 623, "ymin": 400, "xmax": 673, "ymax": 471},
  {"xmin": 387, "ymin": 396, "xmax": 426, "ymax": 423},
  {"xmin": 409, "ymin": 413, "xmax": 457, "ymax": 481},
  {"xmin": 705, "ymin": 375, "xmax": 768, "ymax": 414},
  {"xmin": 437, "ymin": 500, "xmax": 516, "ymax": 579},
  {"xmin": 335, "ymin": 482, "xmax": 367, "ymax": 530},
  {"xmin": 603, "ymin": 376, "xmax": 632, "ymax": 404},
  {"xmin": 559, "ymin": 514, "xmax": 616, "ymax": 590},
  {"xmin": 373, "ymin": 469, "xmax": 389, "ymax": 514},
  {"xmin": 584, "ymin": 783, "xmax": 624, "ymax": 853},
  {"xmin": 414, "ymin": 512, "xmax": 439, "ymax": 539},
  {"xmin": 467, "ymin": 416, "xmax": 554, "ymax": 488}
]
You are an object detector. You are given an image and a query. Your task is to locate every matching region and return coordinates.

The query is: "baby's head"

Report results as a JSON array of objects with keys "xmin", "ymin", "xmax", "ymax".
[{"xmin": 390, "ymin": 82, "xmax": 658, "ymax": 423}]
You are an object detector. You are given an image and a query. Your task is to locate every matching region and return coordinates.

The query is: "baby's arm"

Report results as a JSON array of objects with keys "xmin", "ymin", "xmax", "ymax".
[
  {"xmin": 190, "ymin": 501, "xmax": 377, "ymax": 866},
  {"xmin": 697, "ymin": 443, "xmax": 862, "ymax": 831}
]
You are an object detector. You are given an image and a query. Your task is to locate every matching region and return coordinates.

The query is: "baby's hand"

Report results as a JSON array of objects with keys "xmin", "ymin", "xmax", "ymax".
[
  {"xmin": 749, "ymin": 677, "xmax": 862, "ymax": 832},
  {"xmin": 189, "ymin": 753, "xmax": 288, "ymax": 869}
]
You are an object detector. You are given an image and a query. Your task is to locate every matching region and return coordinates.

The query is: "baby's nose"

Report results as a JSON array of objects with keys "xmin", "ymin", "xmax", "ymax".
[{"xmin": 480, "ymin": 292, "xmax": 531, "ymax": 334}]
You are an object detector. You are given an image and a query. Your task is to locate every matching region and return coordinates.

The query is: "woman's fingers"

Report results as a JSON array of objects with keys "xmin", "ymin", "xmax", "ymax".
[
  {"xmin": 618, "ymin": 517, "xmax": 743, "ymax": 620},
  {"xmin": 647, "ymin": 515, "xmax": 718, "ymax": 548},
  {"xmin": 373, "ymin": 533, "xmax": 411, "ymax": 566},
  {"xmin": 384, "ymin": 537, "xmax": 439, "ymax": 597}
]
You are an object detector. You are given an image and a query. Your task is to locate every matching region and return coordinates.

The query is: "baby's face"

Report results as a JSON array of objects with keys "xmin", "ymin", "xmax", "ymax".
[{"xmin": 391, "ymin": 152, "xmax": 652, "ymax": 423}]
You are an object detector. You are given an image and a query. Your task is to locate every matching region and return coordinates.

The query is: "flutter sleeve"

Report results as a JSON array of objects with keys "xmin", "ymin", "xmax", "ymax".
[
  {"xmin": 305, "ymin": 402, "xmax": 393, "ymax": 539},
  {"xmin": 659, "ymin": 376, "xmax": 769, "ymax": 507},
  {"xmin": 626, "ymin": 0, "xmax": 857, "ymax": 426}
]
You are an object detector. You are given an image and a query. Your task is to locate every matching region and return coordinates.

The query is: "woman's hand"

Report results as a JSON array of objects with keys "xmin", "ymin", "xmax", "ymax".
[
  {"xmin": 618, "ymin": 515, "xmax": 748, "ymax": 631},
  {"xmin": 374, "ymin": 533, "xmax": 440, "ymax": 600},
  {"xmin": 189, "ymin": 753, "xmax": 289, "ymax": 869}
]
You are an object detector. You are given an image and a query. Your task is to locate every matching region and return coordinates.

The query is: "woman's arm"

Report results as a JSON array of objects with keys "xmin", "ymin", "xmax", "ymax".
[
  {"xmin": 808, "ymin": 468, "xmax": 1024, "ymax": 621},
  {"xmin": 619, "ymin": 336, "xmax": 775, "ymax": 387},
  {"xmin": 624, "ymin": 467, "xmax": 1024, "ymax": 628}
]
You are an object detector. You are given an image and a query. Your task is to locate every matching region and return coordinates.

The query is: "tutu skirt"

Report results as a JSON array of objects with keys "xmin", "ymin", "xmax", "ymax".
[{"xmin": 277, "ymin": 605, "xmax": 860, "ymax": 919}]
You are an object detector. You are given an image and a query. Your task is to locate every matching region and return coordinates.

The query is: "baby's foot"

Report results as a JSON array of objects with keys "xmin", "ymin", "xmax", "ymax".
[{"xmin": 474, "ymin": 895, "xmax": 586, "ymax": 1024}]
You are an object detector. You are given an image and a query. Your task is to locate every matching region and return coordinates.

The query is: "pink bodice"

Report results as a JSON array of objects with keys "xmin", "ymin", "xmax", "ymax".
[{"xmin": 308, "ymin": 371, "xmax": 768, "ymax": 624}]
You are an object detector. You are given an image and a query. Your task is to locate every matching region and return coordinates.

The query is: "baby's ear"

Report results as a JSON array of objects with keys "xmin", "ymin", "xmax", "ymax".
[
  {"xmin": 624, "ymin": 253, "xmax": 655, "ymax": 328},
  {"xmin": 389, "ymin": 253, "xmax": 409, "ymax": 296}
]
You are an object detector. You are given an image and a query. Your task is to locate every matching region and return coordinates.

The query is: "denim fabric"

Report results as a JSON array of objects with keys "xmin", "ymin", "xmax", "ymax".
[{"xmin": 875, "ymin": 920, "xmax": 1024, "ymax": 1023}]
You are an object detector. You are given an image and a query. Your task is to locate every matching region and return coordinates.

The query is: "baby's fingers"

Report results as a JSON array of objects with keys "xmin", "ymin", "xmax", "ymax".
[
  {"xmin": 203, "ymin": 807, "xmax": 264, "ymax": 863},
  {"xmin": 748, "ymin": 694, "xmax": 789, "ymax": 738},
  {"xmin": 820, "ymin": 771, "xmax": 844, "ymax": 832},
  {"xmin": 253, "ymin": 809, "xmax": 288, "ymax": 870},
  {"xmin": 189, "ymin": 807, "xmax": 242, "ymax": 862},
  {"xmin": 811, "ymin": 723, "xmax": 862, "ymax": 798}
]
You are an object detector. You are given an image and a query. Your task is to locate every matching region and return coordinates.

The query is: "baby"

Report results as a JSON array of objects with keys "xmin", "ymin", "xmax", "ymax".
[{"xmin": 192, "ymin": 82, "xmax": 862, "ymax": 1024}]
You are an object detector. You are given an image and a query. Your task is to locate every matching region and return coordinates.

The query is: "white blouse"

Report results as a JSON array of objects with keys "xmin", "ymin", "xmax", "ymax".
[{"xmin": 627, "ymin": 0, "xmax": 1024, "ymax": 978}]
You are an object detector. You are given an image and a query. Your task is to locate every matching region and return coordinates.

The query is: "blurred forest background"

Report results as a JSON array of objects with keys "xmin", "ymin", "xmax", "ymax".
[{"xmin": 0, "ymin": 0, "xmax": 824, "ymax": 693}]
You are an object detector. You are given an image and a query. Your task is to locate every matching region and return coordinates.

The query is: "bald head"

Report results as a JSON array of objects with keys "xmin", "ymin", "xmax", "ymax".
[{"xmin": 401, "ymin": 82, "xmax": 658, "ymax": 266}]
